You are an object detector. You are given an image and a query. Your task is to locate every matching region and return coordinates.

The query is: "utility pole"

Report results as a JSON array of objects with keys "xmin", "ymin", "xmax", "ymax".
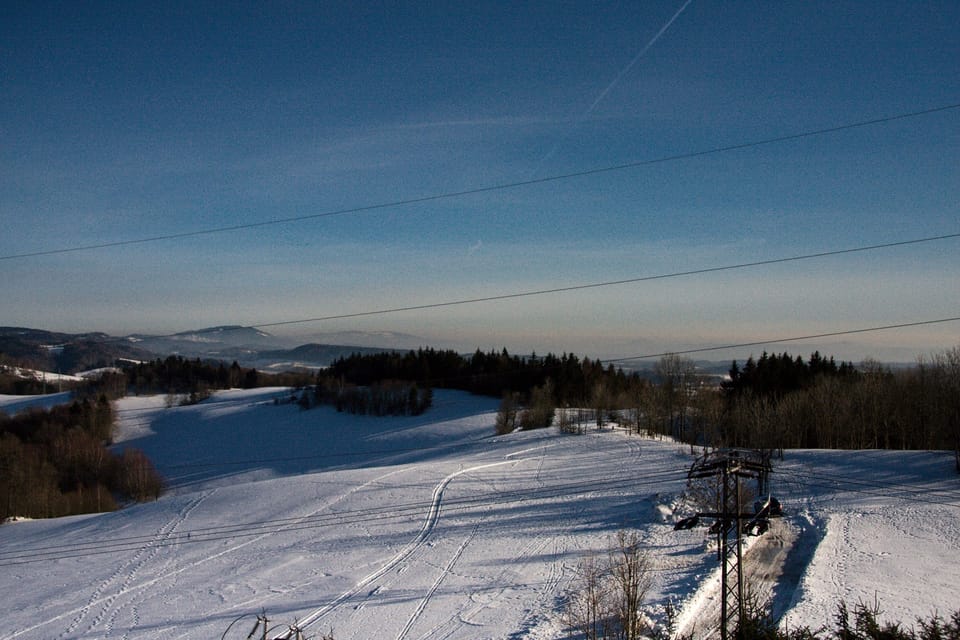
[{"xmin": 685, "ymin": 449, "xmax": 773, "ymax": 640}]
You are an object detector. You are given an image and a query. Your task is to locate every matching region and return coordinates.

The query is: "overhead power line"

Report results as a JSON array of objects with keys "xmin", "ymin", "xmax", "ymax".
[
  {"xmin": 604, "ymin": 316, "xmax": 960, "ymax": 364},
  {"xmin": 0, "ymin": 466, "xmax": 688, "ymax": 566},
  {"xmin": 774, "ymin": 467, "xmax": 960, "ymax": 506},
  {"xmin": 249, "ymin": 233, "xmax": 960, "ymax": 328},
  {"xmin": 5, "ymin": 447, "xmax": 959, "ymax": 567},
  {"xmin": 2, "ymin": 102, "xmax": 958, "ymax": 262},
  {"xmin": 43, "ymin": 233, "xmax": 957, "ymax": 361}
]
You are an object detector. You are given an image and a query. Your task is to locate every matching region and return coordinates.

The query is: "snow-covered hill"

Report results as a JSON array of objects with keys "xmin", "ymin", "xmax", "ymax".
[
  {"xmin": 0, "ymin": 390, "xmax": 957, "ymax": 639},
  {"xmin": 0, "ymin": 390, "xmax": 77, "ymax": 415}
]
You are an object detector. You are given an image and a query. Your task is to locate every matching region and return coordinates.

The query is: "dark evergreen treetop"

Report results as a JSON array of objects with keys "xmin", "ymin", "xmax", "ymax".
[
  {"xmin": 325, "ymin": 347, "xmax": 640, "ymax": 404},
  {"xmin": 723, "ymin": 350, "xmax": 857, "ymax": 400}
]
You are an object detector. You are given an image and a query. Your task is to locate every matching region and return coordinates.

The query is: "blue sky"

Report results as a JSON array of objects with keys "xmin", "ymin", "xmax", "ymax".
[{"xmin": 2, "ymin": 1, "xmax": 958, "ymax": 361}]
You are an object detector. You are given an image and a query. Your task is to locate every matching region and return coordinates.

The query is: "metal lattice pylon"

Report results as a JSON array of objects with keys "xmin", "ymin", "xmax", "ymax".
[{"xmin": 688, "ymin": 450, "xmax": 771, "ymax": 640}]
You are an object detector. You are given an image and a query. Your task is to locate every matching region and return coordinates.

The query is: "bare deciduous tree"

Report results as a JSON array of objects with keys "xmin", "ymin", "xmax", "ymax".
[
  {"xmin": 564, "ymin": 531, "xmax": 653, "ymax": 640},
  {"xmin": 609, "ymin": 530, "xmax": 653, "ymax": 640},
  {"xmin": 654, "ymin": 354, "xmax": 697, "ymax": 440},
  {"xmin": 495, "ymin": 392, "xmax": 519, "ymax": 435},
  {"xmin": 564, "ymin": 555, "xmax": 613, "ymax": 640}
]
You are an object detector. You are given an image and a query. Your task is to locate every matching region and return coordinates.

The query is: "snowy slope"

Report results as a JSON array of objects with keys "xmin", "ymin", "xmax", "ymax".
[
  {"xmin": 774, "ymin": 451, "xmax": 960, "ymax": 629},
  {"xmin": 1, "ymin": 389, "xmax": 958, "ymax": 639},
  {"xmin": 0, "ymin": 390, "xmax": 75, "ymax": 415}
]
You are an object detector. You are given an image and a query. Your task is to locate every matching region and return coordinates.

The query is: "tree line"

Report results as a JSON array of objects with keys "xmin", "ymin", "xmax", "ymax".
[
  {"xmin": 715, "ymin": 348, "xmax": 960, "ymax": 460},
  {"xmin": 125, "ymin": 356, "xmax": 261, "ymax": 395},
  {"xmin": 289, "ymin": 345, "xmax": 960, "ymax": 462},
  {"xmin": 125, "ymin": 355, "xmax": 319, "ymax": 394},
  {"xmin": 326, "ymin": 347, "xmax": 646, "ymax": 403},
  {"xmin": 298, "ymin": 378, "xmax": 433, "ymax": 417},
  {"xmin": 569, "ymin": 347, "xmax": 960, "ymax": 468},
  {"xmin": 0, "ymin": 397, "xmax": 164, "ymax": 520},
  {"xmin": 552, "ymin": 346, "xmax": 959, "ymax": 466},
  {"xmin": 724, "ymin": 351, "xmax": 857, "ymax": 399},
  {"xmin": 322, "ymin": 348, "xmax": 659, "ymax": 434}
]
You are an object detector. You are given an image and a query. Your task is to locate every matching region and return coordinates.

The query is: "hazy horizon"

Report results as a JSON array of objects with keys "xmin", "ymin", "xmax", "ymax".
[{"xmin": 5, "ymin": 321, "xmax": 948, "ymax": 367}]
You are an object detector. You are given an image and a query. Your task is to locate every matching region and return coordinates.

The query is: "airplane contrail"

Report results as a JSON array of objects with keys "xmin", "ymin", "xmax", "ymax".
[
  {"xmin": 585, "ymin": 0, "xmax": 694, "ymax": 114},
  {"xmin": 531, "ymin": 0, "xmax": 694, "ymax": 176}
]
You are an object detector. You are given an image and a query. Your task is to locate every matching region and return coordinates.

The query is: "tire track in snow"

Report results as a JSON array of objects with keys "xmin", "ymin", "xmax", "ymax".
[
  {"xmin": 676, "ymin": 521, "xmax": 800, "ymax": 640},
  {"xmin": 289, "ymin": 459, "xmax": 524, "ymax": 638}
]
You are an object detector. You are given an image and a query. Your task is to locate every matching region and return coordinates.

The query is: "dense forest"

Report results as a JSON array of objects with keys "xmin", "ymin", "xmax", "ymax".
[
  {"xmin": 723, "ymin": 351, "xmax": 857, "ymax": 399},
  {"xmin": 325, "ymin": 347, "xmax": 643, "ymax": 402},
  {"xmin": 0, "ymin": 397, "xmax": 164, "ymax": 519},
  {"xmin": 717, "ymin": 348, "xmax": 960, "ymax": 456},
  {"xmin": 305, "ymin": 378, "xmax": 433, "ymax": 416},
  {"xmin": 130, "ymin": 356, "xmax": 253, "ymax": 393}
]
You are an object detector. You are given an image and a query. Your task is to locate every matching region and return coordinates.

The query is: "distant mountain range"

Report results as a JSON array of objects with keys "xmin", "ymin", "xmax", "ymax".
[
  {"xmin": 0, "ymin": 326, "xmax": 413, "ymax": 374},
  {"xmin": 8, "ymin": 325, "xmax": 886, "ymax": 380},
  {"xmin": 126, "ymin": 325, "xmax": 287, "ymax": 355}
]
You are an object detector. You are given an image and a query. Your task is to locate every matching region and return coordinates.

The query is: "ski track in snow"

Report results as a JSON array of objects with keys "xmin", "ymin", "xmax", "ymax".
[
  {"xmin": 322, "ymin": 444, "xmax": 554, "ymax": 637},
  {"xmin": 57, "ymin": 490, "xmax": 212, "ymax": 640},
  {"xmin": 16, "ymin": 469, "xmax": 416, "ymax": 640},
  {"xmin": 403, "ymin": 521, "xmax": 564, "ymax": 640},
  {"xmin": 289, "ymin": 459, "xmax": 526, "ymax": 637},
  {"xmin": 115, "ymin": 489, "xmax": 222, "ymax": 640},
  {"xmin": 163, "ymin": 465, "xmax": 432, "ymax": 637},
  {"xmin": 319, "ymin": 445, "xmax": 569, "ymax": 639},
  {"xmin": 99, "ymin": 492, "xmax": 210, "ymax": 639},
  {"xmin": 395, "ymin": 524, "xmax": 480, "ymax": 640}
]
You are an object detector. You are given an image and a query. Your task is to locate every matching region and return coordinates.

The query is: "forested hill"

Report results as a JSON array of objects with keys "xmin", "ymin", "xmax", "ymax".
[{"xmin": 0, "ymin": 327, "xmax": 152, "ymax": 374}]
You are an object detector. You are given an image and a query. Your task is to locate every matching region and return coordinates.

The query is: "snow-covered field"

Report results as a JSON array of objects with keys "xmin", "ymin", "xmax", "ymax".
[
  {"xmin": 0, "ymin": 390, "xmax": 76, "ymax": 415},
  {"xmin": 1, "ymin": 389, "xmax": 958, "ymax": 639}
]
